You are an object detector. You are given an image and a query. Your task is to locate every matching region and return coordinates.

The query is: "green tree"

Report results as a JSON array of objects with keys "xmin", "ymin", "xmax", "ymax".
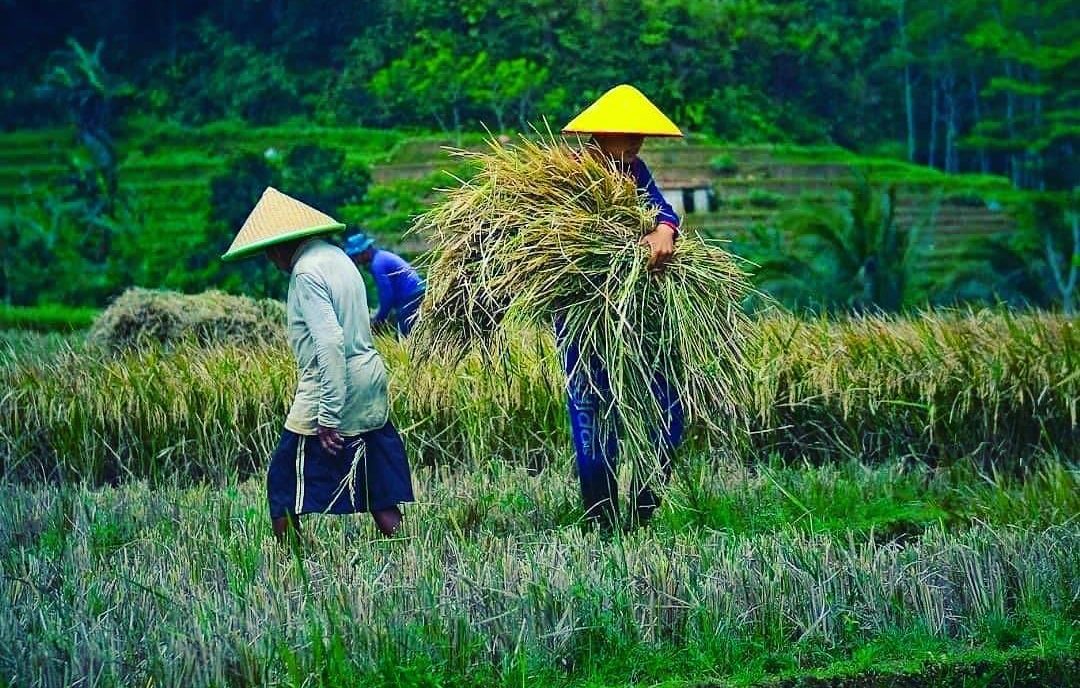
[
  {"xmin": 25, "ymin": 38, "xmax": 141, "ymax": 306},
  {"xmin": 370, "ymin": 33, "xmax": 488, "ymax": 135},
  {"xmin": 964, "ymin": 0, "xmax": 1080, "ymax": 190},
  {"xmin": 0, "ymin": 182, "xmax": 141, "ymax": 307},
  {"xmin": 754, "ymin": 173, "xmax": 934, "ymax": 313},
  {"xmin": 1046, "ymin": 206, "xmax": 1080, "ymax": 313},
  {"xmin": 152, "ymin": 21, "xmax": 302, "ymax": 125},
  {"xmin": 0, "ymin": 204, "xmax": 58, "ymax": 306},
  {"xmin": 943, "ymin": 194, "xmax": 1079, "ymax": 313},
  {"xmin": 197, "ymin": 146, "xmax": 371, "ymax": 298},
  {"xmin": 280, "ymin": 145, "xmax": 371, "ymax": 217},
  {"xmin": 468, "ymin": 57, "xmax": 549, "ymax": 131},
  {"xmin": 2, "ymin": 0, "xmax": 1077, "ymax": 189},
  {"xmin": 37, "ymin": 38, "xmax": 128, "ymax": 204}
]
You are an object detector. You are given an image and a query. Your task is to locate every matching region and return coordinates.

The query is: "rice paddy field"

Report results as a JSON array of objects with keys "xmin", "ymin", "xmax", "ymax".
[{"xmin": 1, "ymin": 310, "xmax": 1078, "ymax": 687}]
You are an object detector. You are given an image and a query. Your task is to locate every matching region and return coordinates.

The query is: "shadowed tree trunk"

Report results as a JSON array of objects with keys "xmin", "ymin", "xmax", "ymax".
[
  {"xmin": 969, "ymin": 71, "xmax": 988, "ymax": 172},
  {"xmin": 1046, "ymin": 211, "xmax": 1078, "ymax": 315},
  {"xmin": 898, "ymin": 0, "xmax": 916, "ymax": 162},
  {"xmin": 1033, "ymin": 66, "xmax": 1045, "ymax": 190},
  {"xmin": 943, "ymin": 68, "xmax": 958, "ymax": 174},
  {"xmin": 928, "ymin": 76, "xmax": 939, "ymax": 169},
  {"xmin": 1004, "ymin": 60, "xmax": 1019, "ymax": 186}
]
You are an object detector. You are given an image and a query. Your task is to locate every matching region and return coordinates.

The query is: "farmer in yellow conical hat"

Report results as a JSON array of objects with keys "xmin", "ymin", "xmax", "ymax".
[
  {"xmin": 222, "ymin": 188, "xmax": 415, "ymax": 545},
  {"xmin": 559, "ymin": 84, "xmax": 685, "ymax": 531},
  {"xmin": 564, "ymin": 83, "xmax": 683, "ymax": 271}
]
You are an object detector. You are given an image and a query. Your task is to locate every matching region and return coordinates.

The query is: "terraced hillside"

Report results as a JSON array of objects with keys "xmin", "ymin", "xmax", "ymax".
[
  {"xmin": 1, "ymin": 124, "xmax": 1019, "ymax": 280},
  {"xmin": 0, "ymin": 122, "xmax": 405, "ymax": 234},
  {"xmin": 373, "ymin": 138, "xmax": 1020, "ymax": 278}
]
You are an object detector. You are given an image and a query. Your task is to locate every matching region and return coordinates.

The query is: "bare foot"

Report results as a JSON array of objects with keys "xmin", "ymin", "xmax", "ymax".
[{"xmin": 372, "ymin": 506, "xmax": 403, "ymax": 537}]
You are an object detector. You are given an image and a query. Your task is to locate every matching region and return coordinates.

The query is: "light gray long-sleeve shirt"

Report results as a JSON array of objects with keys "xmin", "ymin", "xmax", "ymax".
[{"xmin": 284, "ymin": 238, "xmax": 389, "ymax": 436}]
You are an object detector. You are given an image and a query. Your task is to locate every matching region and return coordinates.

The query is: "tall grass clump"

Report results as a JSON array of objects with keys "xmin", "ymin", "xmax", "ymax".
[
  {"xmin": 409, "ymin": 135, "xmax": 755, "ymax": 490},
  {"xmin": 88, "ymin": 288, "xmax": 286, "ymax": 353},
  {"xmin": 0, "ymin": 330, "xmax": 83, "ymax": 367},
  {"xmin": 749, "ymin": 309, "xmax": 1079, "ymax": 462},
  {"xmin": 1, "ymin": 340, "xmax": 295, "ymax": 483},
  {"xmin": 1, "ymin": 310, "xmax": 1077, "ymax": 484},
  {"xmin": 0, "ymin": 334, "xmax": 567, "ymax": 484}
]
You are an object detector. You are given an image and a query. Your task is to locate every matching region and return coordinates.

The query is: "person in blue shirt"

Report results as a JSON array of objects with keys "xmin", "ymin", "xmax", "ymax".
[
  {"xmin": 343, "ymin": 233, "xmax": 426, "ymax": 337},
  {"xmin": 558, "ymin": 85, "xmax": 685, "ymax": 532},
  {"xmin": 591, "ymin": 135, "xmax": 679, "ymax": 263}
]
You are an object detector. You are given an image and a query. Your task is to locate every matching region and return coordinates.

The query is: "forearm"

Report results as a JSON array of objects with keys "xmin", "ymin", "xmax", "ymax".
[
  {"xmin": 373, "ymin": 273, "xmax": 393, "ymax": 323},
  {"xmin": 296, "ymin": 274, "xmax": 346, "ymax": 427},
  {"xmin": 636, "ymin": 159, "xmax": 680, "ymax": 235},
  {"xmin": 311, "ymin": 328, "xmax": 346, "ymax": 428}
]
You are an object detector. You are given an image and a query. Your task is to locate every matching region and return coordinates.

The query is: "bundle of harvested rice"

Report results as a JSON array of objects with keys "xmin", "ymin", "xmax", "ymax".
[
  {"xmin": 88, "ymin": 288, "xmax": 286, "ymax": 353},
  {"xmin": 410, "ymin": 135, "xmax": 755, "ymax": 486}
]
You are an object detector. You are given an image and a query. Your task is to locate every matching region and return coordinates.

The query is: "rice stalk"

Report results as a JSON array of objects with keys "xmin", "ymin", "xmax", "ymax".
[
  {"xmin": 87, "ymin": 287, "xmax": 286, "ymax": 354},
  {"xmin": 1, "ymin": 310, "xmax": 1076, "ymax": 484},
  {"xmin": 408, "ymin": 134, "xmax": 756, "ymax": 490}
]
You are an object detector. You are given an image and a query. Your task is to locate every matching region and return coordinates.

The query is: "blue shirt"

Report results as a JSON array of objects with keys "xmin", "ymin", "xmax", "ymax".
[
  {"xmin": 630, "ymin": 158, "xmax": 680, "ymax": 230},
  {"xmin": 370, "ymin": 249, "xmax": 425, "ymax": 323}
]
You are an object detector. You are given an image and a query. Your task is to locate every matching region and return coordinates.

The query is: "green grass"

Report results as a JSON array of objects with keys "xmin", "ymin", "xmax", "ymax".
[
  {"xmin": 0, "ymin": 121, "xmax": 1027, "ymax": 250},
  {"xmin": 0, "ymin": 330, "xmax": 82, "ymax": 364},
  {"xmin": 120, "ymin": 117, "xmax": 409, "ymax": 163},
  {"xmin": 1, "ymin": 308, "xmax": 1076, "ymax": 686},
  {"xmin": 1, "ymin": 456, "xmax": 1075, "ymax": 687},
  {"xmin": 710, "ymin": 195, "xmax": 765, "ymax": 212},
  {"xmin": 0, "ymin": 122, "xmax": 1038, "ymax": 308},
  {"xmin": 0, "ymin": 304, "xmax": 99, "ymax": 332},
  {"xmin": 745, "ymin": 647, "xmax": 1078, "ymax": 687},
  {"xmin": 666, "ymin": 458, "xmax": 1079, "ymax": 538},
  {"xmin": 642, "ymin": 138, "xmax": 1016, "ymax": 192}
]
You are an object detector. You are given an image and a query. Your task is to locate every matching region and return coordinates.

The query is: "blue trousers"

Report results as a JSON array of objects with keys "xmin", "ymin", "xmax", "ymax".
[
  {"xmin": 558, "ymin": 322, "xmax": 684, "ymax": 522},
  {"xmin": 266, "ymin": 422, "xmax": 415, "ymax": 520}
]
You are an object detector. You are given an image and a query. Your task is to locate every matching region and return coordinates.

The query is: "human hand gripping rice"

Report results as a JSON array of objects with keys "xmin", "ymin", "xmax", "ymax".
[
  {"xmin": 221, "ymin": 188, "xmax": 416, "ymax": 546},
  {"xmin": 410, "ymin": 85, "xmax": 755, "ymax": 532}
]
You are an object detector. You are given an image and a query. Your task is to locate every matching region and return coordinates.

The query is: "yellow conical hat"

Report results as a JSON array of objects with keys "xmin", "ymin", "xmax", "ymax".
[
  {"xmin": 221, "ymin": 187, "xmax": 344, "ymax": 262},
  {"xmin": 562, "ymin": 84, "xmax": 682, "ymax": 138}
]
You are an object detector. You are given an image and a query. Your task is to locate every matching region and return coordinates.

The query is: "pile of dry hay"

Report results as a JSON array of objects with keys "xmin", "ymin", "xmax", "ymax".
[
  {"xmin": 89, "ymin": 288, "xmax": 286, "ymax": 353},
  {"xmin": 409, "ymin": 135, "xmax": 756, "ymax": 487}
]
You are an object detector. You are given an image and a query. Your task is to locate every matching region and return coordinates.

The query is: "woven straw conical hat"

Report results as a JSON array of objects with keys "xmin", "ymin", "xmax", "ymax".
[
  {"xmin": 562, "ymin": 84, "xmax": 682, "ymax": 138},
  {"xmin": 221, "ymin": 187, "xmax": 345, "ymax": 262}
]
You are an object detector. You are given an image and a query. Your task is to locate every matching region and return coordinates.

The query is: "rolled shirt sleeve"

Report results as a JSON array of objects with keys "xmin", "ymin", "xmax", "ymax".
[
  {"xmin": 294, "ymin": 272, "xmax": 346, "ymax": 428},
  {"xmin": 633, "ymin": 158, "xmax": 680, "ymax": 232}
]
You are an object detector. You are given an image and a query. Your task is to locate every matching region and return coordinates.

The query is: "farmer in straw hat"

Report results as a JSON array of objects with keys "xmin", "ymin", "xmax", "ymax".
[
  {"xmin": 343, "ymin": 232, "xmax": 426, "ymax": 338},
  {"xmin": 222, "ymin": 188, "xmax": 414, "ymax": 544},
  {"xmin": 560, "ymin": 84, "xmax": 685, "ymax": 531}
]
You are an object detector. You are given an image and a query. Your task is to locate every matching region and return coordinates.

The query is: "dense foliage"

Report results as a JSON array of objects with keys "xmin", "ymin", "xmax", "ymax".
[
  {"xmin": 1, "ymin": 0, "xmax": 1076, "ymax": 190},
  {"xmin": 0, "ymin": 2, "xmax": 1075, "ymax": 312}
]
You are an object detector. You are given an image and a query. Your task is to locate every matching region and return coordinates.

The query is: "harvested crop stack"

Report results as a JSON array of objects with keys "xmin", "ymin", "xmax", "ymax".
[
  {"xmin": 410, "ymin": 135, "xmax": 755, "ymax": 484},
  {"xmin": 88, "ymin": 288, "xmax": 286, "ymax": 353}
]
